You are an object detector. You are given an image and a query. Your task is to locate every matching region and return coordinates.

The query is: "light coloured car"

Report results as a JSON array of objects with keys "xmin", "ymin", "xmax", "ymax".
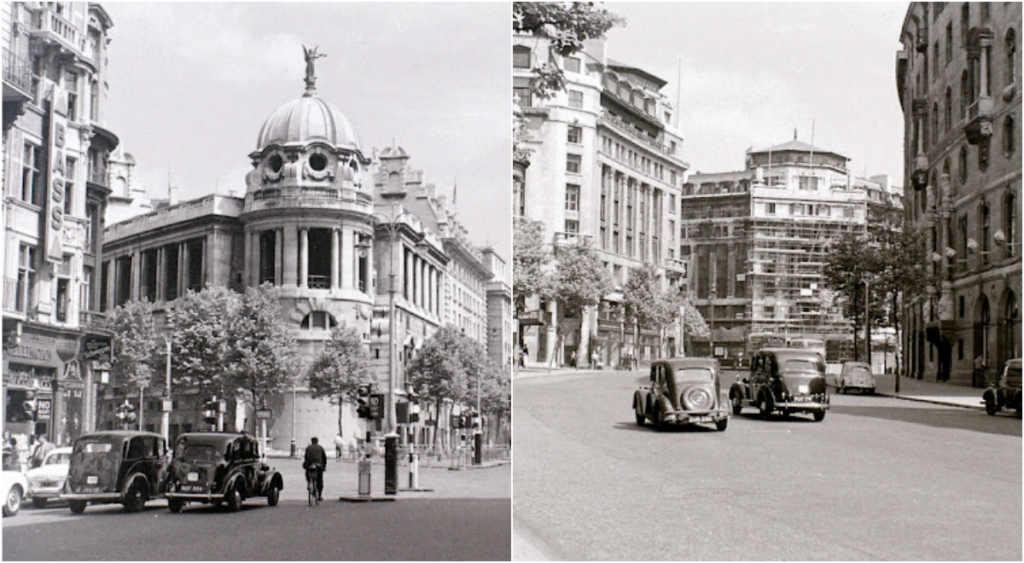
[
  {"xmin": 26, "ymin": 446, "xmax": 73, "ymax": 509},
  {"xmin": 837, "ymin": 362, "xmax": 876, "ymax": 394},
  {"xmin": 2, "ymin": 448, "xmax": 29, "ymax": 517}
]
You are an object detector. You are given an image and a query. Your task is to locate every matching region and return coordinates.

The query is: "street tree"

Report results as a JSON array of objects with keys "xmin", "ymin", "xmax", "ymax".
[
  {"xmin": 406, "ymin": 325, "xmax": 481, "ymax": 447},
  {"xmin": 167, "ymin": 286, "xmax": 239, "ymax": 401},
  {"xmin": 306, "ymin": 323, "xmax": 375, "ymax": 436},
  {"xmin": 824, "ymin": 229, "xmax": 874, "ymax": 360},
  {"xmin": 513, "ymin": 2, "xmax": 625, "ymax": 99},
  {"xmin": 225, "ymin": 283, "xmax": 298, "ymax": 430},
  {"xmin": 108, "ymin": 298, "xmax": 160, "ymax": 396},
  {"xmin": 477, "ymin": 361, "xmax": 511, "ymax": 445},
  {"xmin": 549, "ymin": 239, "xmax": 613, "ymax": 366},
  {"xmin": 513, "ymin": 218, "xmax": 552, "ymax": 314},
  {"xmin": 622, "ymin": 263, "xmax": 681, "ymax": 358}
]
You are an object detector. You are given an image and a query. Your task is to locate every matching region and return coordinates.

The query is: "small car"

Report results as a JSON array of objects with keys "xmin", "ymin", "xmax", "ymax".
[
  {"xmin": 164, "ymin": 432, "xmax": 283, "ymax": 513},
  {"xmin": 633, "ymin": 357, "xmax": 729, "ymax": 431},
  {"xmin": 26, "ymin": 446, "xmax": 72, "ymax": 508},
  {"xmin": 836, "ymin": 362, "xmax": 876, "ymax": 394},
  {"xmin": 61, "ymin": 431, "xmax": 168, "ymax": 514},
  {"xmin": 2, "ymin": 448, "xmax": 29, "ymax": 517},
  {"xmin": 730, "ymin": 348, "xmax": 829, "ymax": 421},
  {"xmin": 983, "ymin": 358, "xmax": 1022, "ymax": 416}
]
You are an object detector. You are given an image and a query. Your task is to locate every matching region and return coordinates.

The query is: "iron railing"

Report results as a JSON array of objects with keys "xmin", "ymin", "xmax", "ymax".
[{"xmin": 3, "ymin": 48, "xmax": 34, "ymax": 96}]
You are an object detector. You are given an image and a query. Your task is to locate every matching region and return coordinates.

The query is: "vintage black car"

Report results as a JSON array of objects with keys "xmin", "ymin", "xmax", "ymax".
[
  {"xmin": 983, "ymin": 358, "xmax": 1022, "ymax": 416},
  {"xmin": 730, "ymin": 348, "xmax": 829, "ymax": 421},
  {"xmin": 60, "ymin": 431, "xmax": 168, "ymax": 514},
  {"xmin": 633, "ymin": 358, "xmax": 729, "ymax": 431},
  {"xmin": 164, "ymin": 432, "xmax": 283, "ymax": 512}
]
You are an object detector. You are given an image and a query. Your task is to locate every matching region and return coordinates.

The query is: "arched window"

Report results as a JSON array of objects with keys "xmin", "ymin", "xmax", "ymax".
[
  {"xmin": 943, "ymin": 158, "xmax": 953, "ymax": 197},
  {"xmin": 980, "ymin": 202, "xmax": 991, "ymax": 264},
  {"xmin": 958, "ymin": 145, "xmax": 968, "ymax": 185},
  {"xmin": 1007, "ymin": 28, "xmax": 1017, "ymax": 86},
  {"xmin": 944, "ymin": 87, "xmax": 952, "ymax": 132},
  {"xmin": 960, "ymin": 70, "xmax": 970, "ymax": 119},
  {"xmin": 931, "ymin": 103, "xmax": 939, "ymax": 147},
  {"xmin": 1003, "ymin": 115, "xmax": 1016, "ymax": 158},
  {"xmin": 301, "ymin": 311, "xmax": 337, "ymax": 330}
]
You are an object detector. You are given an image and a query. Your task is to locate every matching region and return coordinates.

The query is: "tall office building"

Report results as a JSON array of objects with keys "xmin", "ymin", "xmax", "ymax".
[{"xmin": 897, "ymin": 2, "xmax": 1021, "ymax": 385}]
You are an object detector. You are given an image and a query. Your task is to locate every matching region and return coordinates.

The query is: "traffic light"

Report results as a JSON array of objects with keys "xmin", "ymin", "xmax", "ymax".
[
  {"xmin": 201, "ymin": 399, "xmax": 218, "ymax": 425},
  {"xmin": 356, "ymin": 385, "xmax": 371, "ymax": 418},
  {"xmin": 115, "ymin": 401, "xmax": 136, "ymax": 429},
  {"xmin": 21, "ymin": 399, "xmax": 37, "ymax": 423}
]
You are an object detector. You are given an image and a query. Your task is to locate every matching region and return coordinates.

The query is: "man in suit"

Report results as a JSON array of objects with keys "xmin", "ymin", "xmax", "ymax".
[{"xmin": 303, "ymin": 437, "xmax": 328, "ymax": 501}]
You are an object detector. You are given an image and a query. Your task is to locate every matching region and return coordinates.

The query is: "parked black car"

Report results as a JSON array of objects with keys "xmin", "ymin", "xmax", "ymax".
[
  {"xmin": 729, "ymin": 348, "xmax": 829, "ymax": 421},
  {"xmin": 60, "ymin": 431, "xmax": 168, "ymax": 513},
  {"xmin": 164, "ymin": 432, "xmax": 283, "ymax": 512}
]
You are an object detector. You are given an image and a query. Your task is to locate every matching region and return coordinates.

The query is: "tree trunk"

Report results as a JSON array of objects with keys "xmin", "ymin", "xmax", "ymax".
[{"xmin": 852, "ymin": 283, "xmax": 860, "ymax": 361}]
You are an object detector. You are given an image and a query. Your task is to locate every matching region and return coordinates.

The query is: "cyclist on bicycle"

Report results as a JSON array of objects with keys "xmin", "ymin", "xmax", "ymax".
[{"xmin": 303, "ymin": 437, "xmax": 327, "ymax": 501}]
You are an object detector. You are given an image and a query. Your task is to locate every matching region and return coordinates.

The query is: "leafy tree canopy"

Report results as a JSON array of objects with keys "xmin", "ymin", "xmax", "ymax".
[
  {"xmin": 307, "ymin": 323, "xmax": 375, "ymax": 405},
  {"xmin": 550, "ymin": 239, "xmax": 613, "ymax": 319},
  {"xmin": 168, "ymin": 286, "xmax": 238, "ymax": 398},
  {"xmin": 623, "ymin": 263, "xmax": 679, "ymax": 334},
  {"xmin": 226, "ymin": 284, "xmax": 298, "ymax": 408},
  {"xmin": 406, "ymin": 325, "xmax": 485, "ymax": 405},
  {"xmin": 513, "ymin": 218, "xmax": 551, "ymax": 312},
  {"xmin": 108, "ymin": 299, "xmax": 159, "ymax": 392}
]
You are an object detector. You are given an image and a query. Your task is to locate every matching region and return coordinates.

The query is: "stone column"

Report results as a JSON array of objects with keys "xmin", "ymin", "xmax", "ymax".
[
  {"xmin": 405, "ymin": 248, "xmax": 414, "ymax": 302},
  {"xmin": 273, "ymin": 229, "xmax": 282, "ymax": 286},
  {"xmin": 130, "ymin": 252, "xmax": 141, "ymax": 302},
  {"xmin": 204, "ymin": 232, "xmax": 213, "ymax": 288},
  {"xmin": 299, "ymin": 228, "xmax": 309, "ymax": 288},
  {"xmin": 420, "ymin": 260, "xmax": 427, "ymax": 310},
  {"xmin": 331, "ymin": 228, "xmax": 340, "ymax": 290},
  {"xmin": 340, "ymin": 229, "xmax": 353, "ymax": 289},
  {"xmin": 155, "ymin": 247, "xmax": 165, "ymax": 301},
  {"xmin": 282, "ymin": 227, "xmax": 297, "ymax": 286},
  {"xmin": 178, "ymin": 242, "xmax": 186, "ymax": 297}
]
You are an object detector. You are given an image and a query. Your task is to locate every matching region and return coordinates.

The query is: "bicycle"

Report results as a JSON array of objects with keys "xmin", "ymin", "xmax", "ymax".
[{"xmin": 306, "ymin": 465, "xmax": 321, "ymax": 506}]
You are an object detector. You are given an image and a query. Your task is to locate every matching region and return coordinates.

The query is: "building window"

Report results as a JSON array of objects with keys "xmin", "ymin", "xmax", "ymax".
[
  {"xmin": 513, "ymin": 77, "xmax": 532, "ymax": 108},
  {"xmin": 564, "ymin": 57, "xmax": 581, "ymax": 73},
  {"xmin": 978, "ymin": 136, "xmax": 990, "ymax": 171},
  {"xmin": 301, "ymin": 311, "xmax": 337, "ymax": 330},
  {"xmin": 564, "ymin": 219, "xmax": 579, "ymax": 235},
  {"xmin": 932, "ymin": 102, "xmax": 939, "ymax": 146},
  {"xmin": 513, "ymin": 46, "xmax": 531, "ymax": 69},
  {"xmin": 980, "ymin": 203, "xmax": 991, "ymax": 264},
  {"xmin": 1007, "ymin": 29, "xmax": 1017, "ymax": 86},
  {"xmin": 766, "ymin": 202, "xmax": 776, "ymax": 215},
  {"xmin": 514, "ymin": 176, "xmax": 525, "ymax": 217},
  {"xmin": 944, "ymin": 87, "xmax": 952, "ymax": 132},
  {"xmin": 565, "ymin": 184, "xmax": 580, "ymax": 211},
  {"xmin": 566, "ymin": 154, "xmax": 582, "ymax": 174},
  {"xmin": 798, "ymin": 176, "xmax": 819, "ymax": 191},
  {"xmin": 946, "ymin": 22, "xmax": 953, "ymax": 63},
  {"xmin": 568, "ymin": 90, "xmax": 583, "ymax": 109},
  {"xmin": 16, "ymin": 244, "xmax": 36, "ymax": 314},
  {"xmin": 1004, "ymin": 191, "xmax": 1017, "ymax": 256},
  {"xmin": 81, "ymin": 265, "xmax": 93, "ymax": 314},
  {"xmin": 567, "ymin": 125, "xmax": 581, "ymax": 144},
  {"xmin": 64, "ymin": 157, "xmax": 76, "ymax": 215},
  {"xmin": 960, "ymin": 70, "xmax": 969, "ymax": 118},
  {"xmin": 981, "ymin": 2, "xmax": 990, "ymax": 21},
  {"xmin": 960, "ymin": 3, "xmax": 969, "ymax": 43},
  {"xmin": 844, "ymin": 206, "xmax": 855, "ymax": 218},
  {"xmin": 958, "ymin": 145, "xmax": 968, "ymax": 185},
  {"xmin": 65, "ymin": 70, "xmax": 79, "ymax": 122},
  {"xmin": 21, "ymin": 143, "xmax": 42, "ymax": 205}
]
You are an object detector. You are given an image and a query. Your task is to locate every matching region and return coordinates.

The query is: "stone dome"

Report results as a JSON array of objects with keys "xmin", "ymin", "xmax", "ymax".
[{"xmin": 256, "ymin": 94, "xmax": 361, "ymax": 152}]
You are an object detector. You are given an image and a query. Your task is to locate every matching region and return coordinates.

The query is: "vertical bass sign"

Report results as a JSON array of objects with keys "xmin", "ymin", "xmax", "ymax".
[{"xmin": 46, "ymin": 84, "xmax": 68, "ymax": 263}]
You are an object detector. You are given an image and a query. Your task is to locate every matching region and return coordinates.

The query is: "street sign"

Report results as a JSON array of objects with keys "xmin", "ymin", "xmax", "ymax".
[
  {"xmin": 256, "ymin": 409, "xmax": 272, "ymax": 420},
  {"xmin": 83, "ymin": 336, "xmax": 112, "ymax": 361},
  {"xmin": 369, "ymin": 394, "xmax": 384, "ymax": 420},
  {"xmin": 518, "ymin": 309, "xmax": 547, "ymax": 326},
  {"xmin": 162, "ymin": 399, "xmax": 173, "ymax": 413},
  {"xmin": 37, "ymin": 398, "xmax": 52, "ymax": 421}
]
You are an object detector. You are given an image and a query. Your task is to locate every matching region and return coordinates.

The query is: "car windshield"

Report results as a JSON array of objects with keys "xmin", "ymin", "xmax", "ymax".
[
  {"xmin": 176, "ymin": 443, "xmax": 224, "ymax": 463},
  {"xmin": 847, "ymin": 367, "xmax": 871, "ymax": 378},
  {"xmin": 783, "ymin": 360, "xmax": 821, "ymax": 373},
  {"xmin": 45, "ymin": 453, "xmax": 71, "ymax": 466},
  {"xmin": 78, "ymin": 441, "xmax": 113, "ymax": 454},
  {"xmin": 674, "ymin": 368, "xmax": 713, "ymax": 383}
]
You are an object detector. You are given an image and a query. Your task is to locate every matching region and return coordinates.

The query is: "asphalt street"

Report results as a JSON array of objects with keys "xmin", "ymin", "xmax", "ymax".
[
  {"xmin": 513, "ymin": 369, "xmax": 1021, "ymax": 561},
  {"xmin": 3, "ymin": 460, "xmax": 510, "ymax": 561}
]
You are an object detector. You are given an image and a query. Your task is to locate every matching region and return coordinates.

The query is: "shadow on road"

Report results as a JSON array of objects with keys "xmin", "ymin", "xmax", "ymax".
[
  {"xmin": 830, "ymin": 404, "xmax": 1022, "ymax": 437},
  {"xmin": 611, "ymin": 422, "xmax": 722, "ymax": 434}
]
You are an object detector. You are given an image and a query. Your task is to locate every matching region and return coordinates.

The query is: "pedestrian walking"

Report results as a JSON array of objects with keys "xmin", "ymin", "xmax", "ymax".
[
  {"xmin": 973, "ymin": 355, "xmax": 988, "ymax": 388},
  {"xmin": 571, "ymin": 350, "xmax": 578, "ymax": 369},
  {"xmin": 591, "ymin": 350, "xmax": 598, "ymax": 370},
  {"xmin": 30, "ymin": 436, "xmax": 54, "ymax": 469},
  {"xmin": 334, "ymin": 433, "xmax": 344, "ymax": 460}
]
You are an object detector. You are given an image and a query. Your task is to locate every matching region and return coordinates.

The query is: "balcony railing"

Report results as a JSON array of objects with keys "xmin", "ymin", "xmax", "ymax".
[
  {"xmin": 3, "ymin": 48, "xmax": 34, "ymax": 99},
  {"xmin": 80, "ymin": 310, "xmax": 109, "ymax": 330},
  {"xmin": 251, "ymin": 186, "xmax": 372, "ymax": 205},
  {"xmin": 599, "ymin": 111, "xmax": 674, "ymax": 156},
  {"xmin": 307, "ymin": 275, "xmax": 329, "ymax": 289},
  {"xmin": 33, "ymin": 7, "xmax": 84, "ymax": 54}
]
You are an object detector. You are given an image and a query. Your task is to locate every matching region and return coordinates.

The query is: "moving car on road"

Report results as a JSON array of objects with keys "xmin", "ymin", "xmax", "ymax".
[
  {"xmin": 26, "ymin": 446, "xmax": 72, "ymax": 508},
  {"xmin": 164, "ymin": 432, "xmax": 283, "ymax": 513},
  {"xmin": 2, "ymin": 448, "xmax": 28, "ymax": 517},
  {"xmin": 730, "ymin": 348, "xmax": 829, "ymax": 421},
  {"xmin": 61, "ymin": 431, "xmax": 168, "ymax": 514},
  {"xmin": 633, "ymin": 357, "xmax": 729, "ymax": 431},
  {"xmin": 983, "ymin": 358, "xmax": 1022, "ymax": 416},
  {"xmin": 836, "ymin": 361, "xmax": 876, "ymax": 394}
]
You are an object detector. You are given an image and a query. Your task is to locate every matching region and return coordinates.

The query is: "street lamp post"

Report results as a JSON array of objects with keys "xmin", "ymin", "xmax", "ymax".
[
  {"xmin": 709, "ymin": 286, "xmax": 717, "ymax": 358},
  {"xmin": 160, "ymin": 336, "xmax": 171, "ymax": 442}
]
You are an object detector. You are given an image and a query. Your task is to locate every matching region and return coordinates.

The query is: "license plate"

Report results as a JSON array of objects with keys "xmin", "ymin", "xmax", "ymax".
[
  {"xmin": 187, "ymin": 472, "xmax": 198, "ymax": 482},
  {"xmin": 793, "ymin": 396, "xmax": 810, "ymax": 402},
  {"xmin": 79, "ymin": 486, "xmax": 102, "ymax": 493},
  {"xmin": 86, "ymin": 476, "xmax": 98, "ymax": 485},
  {"xmin": 690, "ymin": 415, "xmax": 712, "ymax": 423},
  {"xmin": 180, "ymin": 484, "xmax": 206, "ymax": 493}
]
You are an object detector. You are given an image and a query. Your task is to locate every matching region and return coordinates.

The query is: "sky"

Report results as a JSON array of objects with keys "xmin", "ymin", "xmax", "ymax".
[
  {"xmin": 601, "ymin": 2, "xmax": 909, "ymax": 184},
  {"xmin": 102, "ymin": 3, "xmax": 511, "ymax": 268}
]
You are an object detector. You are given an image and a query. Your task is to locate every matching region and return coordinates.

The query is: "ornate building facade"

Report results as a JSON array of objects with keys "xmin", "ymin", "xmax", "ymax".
[
  {"xmin": 2, "ymin": 2, "xmax": 118, "ymax": 445},
  {"xmin": 897, "ymin": 2, "xmax": 1021, "ymax": 385}
]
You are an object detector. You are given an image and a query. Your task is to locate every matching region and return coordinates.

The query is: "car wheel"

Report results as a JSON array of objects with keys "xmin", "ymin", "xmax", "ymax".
[
  {"xmin": 731, "ymin": 392, "xmax": 743, "ymax": 415},
  {"xmin": 267, "ymin": 485, "xmax": 280, "ymax": 507},
  {"xmin": 759, "ymin": 393, "xmax": 773, "ymax": 421},
  {"xmin": 3, "ymin": 485, "xmax": 22, "ymax": 517},
  {"xmin": 654, "ymin": 406, "xmax": 665, "ymax": 431},
  {"xmin": 168, "ymin": 498, "xmax": 183, "ymax": 513},
  {"xmin": 68, "ymin": 500, "xmax": 87, "ymax": 514},
  {"xmin": 123, "ymin": 480, "xmax": 146, "ymax": 513},
  {"xmin": 224, "ymin": 484, "xmax": 242, "ymax": 512},
  {"xmin": 985, "ymin": 398, "xmax": 998, "ymax": 416},
  {"xmin": 813, "ymin": 410, "xmax": 826, "ymax": 422},
  {"xmin": 715, "ymin": 418, "xmax": 728, "ymax": 432},
  {"xmin": 32, "ymin": 497, "xmax": 47, "ymax": 509}
]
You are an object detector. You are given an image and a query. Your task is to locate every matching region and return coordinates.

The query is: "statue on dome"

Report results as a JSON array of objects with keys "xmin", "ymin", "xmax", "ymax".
[{"xmin": 302, "ymin": 45, "xmax": 327, "ymax": 93}]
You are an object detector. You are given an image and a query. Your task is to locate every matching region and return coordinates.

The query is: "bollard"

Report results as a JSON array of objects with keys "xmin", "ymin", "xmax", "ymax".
[
  {"xmin": 290, "ymin": 438, "xmax": 296, "ymax": 459},
  {"xmin": 358, "ymin": 456, "xmax": 372, "ymax": 496},
  {"xmin": 473, "ymin": 432, "xmax": 483, "ymax": 465},
  {"xmin": 408, "ymin": 452, "xmax": 419, "ymax": 489},
  {"xmin": 384, "ymin": 433, "xmax": 399, "ymax": 495}
]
